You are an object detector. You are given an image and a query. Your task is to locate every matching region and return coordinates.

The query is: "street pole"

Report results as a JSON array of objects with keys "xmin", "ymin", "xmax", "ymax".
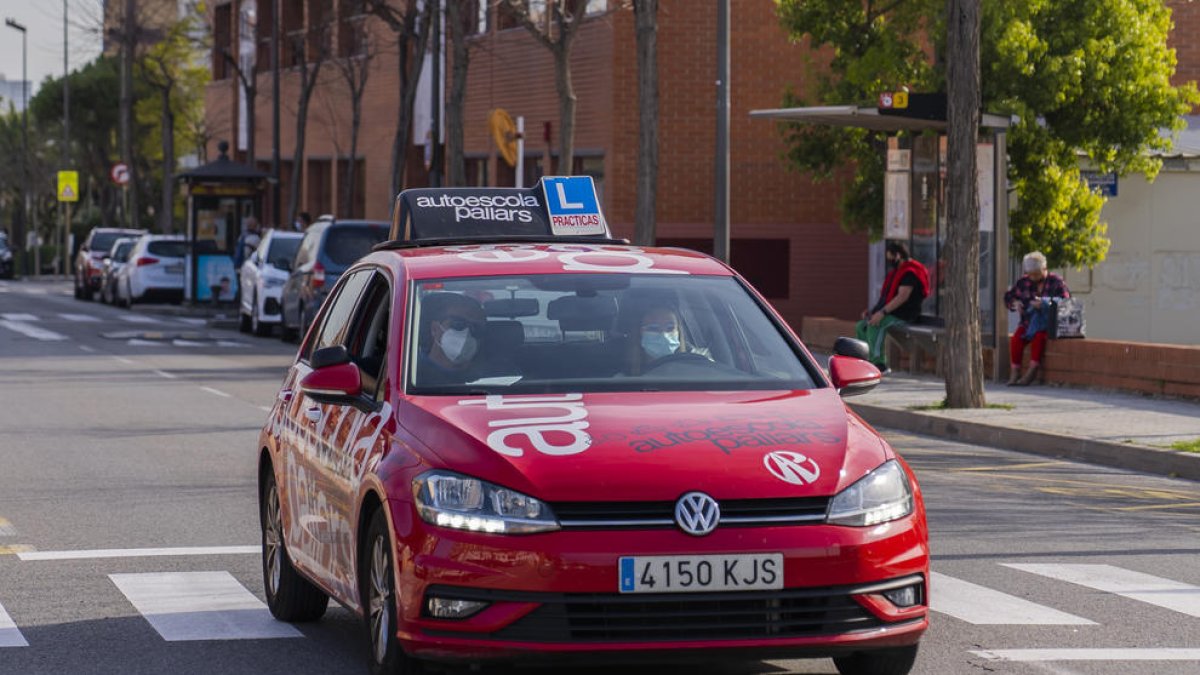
[
  {"xmin": 61, "ymin": 0, "xmax": 70, "ymax": 279},
  {"xmin": 5, "ymin": 18, "xmax": 28, "ymax": 278},
  {"xmin": 429, "ymin": 0, "xmax": 443, "ymax": 188},
  {"xmin": 713, "ymin": 0, "xmax": 730, "ymax": 264},
  {"xmin": 271, "ymin": 0, "xmax": 280, "ymax": 227}
]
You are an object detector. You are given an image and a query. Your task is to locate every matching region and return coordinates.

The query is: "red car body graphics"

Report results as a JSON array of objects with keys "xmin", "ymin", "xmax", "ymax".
[{"xmin": 259, "ymin": 243, "xmax": 929, "ymax": 664}]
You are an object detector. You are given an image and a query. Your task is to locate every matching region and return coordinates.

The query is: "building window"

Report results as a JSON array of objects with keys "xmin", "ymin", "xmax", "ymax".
[
  {"xmin": 212, "ymin": 3, "xmax": 232, "ymax": 80},
  {"xmin": 656, "ymin": 238, "xmax": 791, "ymax": 300},
  {"xmin": 307, "ymin": 158, "xmax": 333, "ymax": 218},
  {"xmin": 465, "ymin": 156, "xmax": 489, "ymax": 187},
  {"xmin": 256, "ymin": 0, "xmax": 275, "ymax": 72},
  {"xmin": 282, "ymin": 0, "xmax": 305, "ymax": 66},
  {"xmin": 308, "ymin": 0, "xmax": 334, "ymax": 60},
  {"xmin": 338, "ymin": 0, "xmax": 368, "ymax": 57}
]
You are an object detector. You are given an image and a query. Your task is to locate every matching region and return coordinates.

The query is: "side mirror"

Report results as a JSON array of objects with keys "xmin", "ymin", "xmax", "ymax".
[
  {"xmin": 832, "ymin": 336, "xmax": 871, "ymax": 361},
  {"xmin": 829, "ymin": 355, "xmax": 881, "ymax": 397},
  {"xmin": 301, "ymin": 347, "xmax": 362, "ymax": 405}
]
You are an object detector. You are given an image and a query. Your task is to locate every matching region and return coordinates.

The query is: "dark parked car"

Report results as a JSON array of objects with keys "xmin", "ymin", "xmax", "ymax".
[
  {"xmin": 278, "ymin": 218, "xmax": 388, "ymax": 342},
  {"xmin": 98, "ymin": 237, "xmax": 139, "ymax": 304},
  {"xmin": 75, "ymin": 227, "xmax": 146, "ymax": 300}
]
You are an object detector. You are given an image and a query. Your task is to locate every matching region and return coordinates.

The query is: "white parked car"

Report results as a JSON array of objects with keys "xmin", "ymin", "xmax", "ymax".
[
  {"xmin": 239, "ymin": 229, "xmax": 303, "ymax": 336},
  {"xmin": 114, "ymin": 235, "xmax": 188, "ymax": 306}
]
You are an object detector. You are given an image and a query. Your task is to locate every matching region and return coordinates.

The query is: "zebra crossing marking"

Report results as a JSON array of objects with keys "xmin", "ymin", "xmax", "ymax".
[
  {"xmin": 57, "ymin": 313, "xmax": 100, "ymax": 322},
  {"xmin": 0, "ymin": 313, "xmax": 37, "ymax": 321},
  {"xmin": 930, "ymin": 572, "xmax": 1095, "ymax": 625},
  {"xmin": 109, "ymin": 571, "xmax": 303, "ymax": 641},
  {"xmin": 118, "ymin": 315, "xmax": 161, "ymax": 324},
  {"xmin": 971, "ymin": 648, "xmax": 1200, "ymax": 662},
  {"xmin": 0, "ymin": 600, "xmax": 28, "ymax": 648},
  {"xmin": 17, "ymin": 545, "xmax": 257, "ymax": 561},
  {"xmin": 0, "ymin": 319, "xmax": 67, "ymax": 341},
  {"xmin": 1006, "ymin": 563, "xmax": 1200, "ymax": 618}
]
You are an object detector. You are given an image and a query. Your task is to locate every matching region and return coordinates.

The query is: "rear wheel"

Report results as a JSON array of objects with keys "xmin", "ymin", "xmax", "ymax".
[
  {"xmin": 73, "ymin": 273, "xmax": 82, "ymax": 299},
  {"xmin": 261, "ymin": 469, "xmax": 329, "ymax": 622},
  {"xmin": 363, "ymin": 509, "xmax": 421, "ymax": 675},
  {"xmin": 833, "ymin": 645, "xmax": 919, "ymax": 675},
  {"xmin": 252, "ymin": 295, "xmax": 272, "ymax": 337}
]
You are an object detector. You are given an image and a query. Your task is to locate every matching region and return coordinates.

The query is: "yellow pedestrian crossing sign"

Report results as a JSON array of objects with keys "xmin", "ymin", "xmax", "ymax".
[{"xmin": 57, "ymin": 171, "xmax": 79, "ymax": 202}]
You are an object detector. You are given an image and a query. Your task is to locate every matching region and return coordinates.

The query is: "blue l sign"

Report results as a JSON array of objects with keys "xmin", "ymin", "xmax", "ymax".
[{"xmin": 541, "ymin": 176, "xmax": 607, "ymax": 236}]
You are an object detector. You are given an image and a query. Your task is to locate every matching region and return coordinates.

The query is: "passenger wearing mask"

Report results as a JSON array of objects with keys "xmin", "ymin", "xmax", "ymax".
[
  {"xmin": 416, "ymin": 292, "xmax": 490, "ymax": 386},
  {"xmin": 627, "ymin": 304, "xmax": 711, "ymax": 375}
]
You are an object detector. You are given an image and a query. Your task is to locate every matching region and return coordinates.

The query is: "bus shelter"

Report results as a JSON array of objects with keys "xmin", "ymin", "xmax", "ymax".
[
  {"xmin": 177, "ymin": 141, "xmax": 266, "ymax": 304},
  {"xmin": 750, "ymin": 102, "xmax": 1013, "ymax": 380}
]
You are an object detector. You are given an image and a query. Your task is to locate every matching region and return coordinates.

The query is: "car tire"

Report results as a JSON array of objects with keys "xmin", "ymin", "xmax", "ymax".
[
  {"xmin": 261, "ymin": 469, "xmax": 329, "ymax": 622},
  {"xmin": 252, "ymin": 295, "xmax": 272, "ymax": 337},
  {"xmin": 833, "ymin": 644, "xmax": 919, "ymax": 675},
  {"xmin": 362, "ymin": 509, "xmax": 422, "ymax": 675}
]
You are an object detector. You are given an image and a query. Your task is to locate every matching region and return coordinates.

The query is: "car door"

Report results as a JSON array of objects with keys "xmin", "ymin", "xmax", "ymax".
[{"xmin": 279, "ymin": 269, "xmax": 372, "ymax": 597}]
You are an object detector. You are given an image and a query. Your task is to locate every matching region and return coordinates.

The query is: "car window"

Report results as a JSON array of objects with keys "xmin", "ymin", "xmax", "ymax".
[
  {"xmin": 308, "ymin": 271, "xmax": 372, "ymax": 360},
  {"xmin": 112, "ymin": 242, "xmax": 135, "ymax": 262},
  {"xmin": 147, "ymin": 241, "xmax": 188, "ymax": 258},
  {"xmin": 267, "ymin": 237, "xmax": 302, "ymax": 268},
  {"xmin": 90, "ymin": 232, "xmax": 126, "ymax": 252},
  {"xmin": 344, "ymin": 273, "xmax": 391, "ymax": 399},
  {"xmin": 407, "ymin": 274, "xmax": 817, "ymax": 395},
  {"xmin": 322, "ymin": 226, "xmax": 388, "ymax": 267}
]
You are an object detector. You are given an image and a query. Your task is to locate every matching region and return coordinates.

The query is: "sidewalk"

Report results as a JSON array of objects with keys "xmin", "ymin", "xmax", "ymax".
[{"xmin": 841, "ymin": 364, "xmax": 1200, "ymax": 481}]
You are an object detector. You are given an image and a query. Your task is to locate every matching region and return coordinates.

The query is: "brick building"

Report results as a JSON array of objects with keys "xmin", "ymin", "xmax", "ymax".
[{"xmin": 205, "ymin": 0, "xmax": 863, "ymax": 330}]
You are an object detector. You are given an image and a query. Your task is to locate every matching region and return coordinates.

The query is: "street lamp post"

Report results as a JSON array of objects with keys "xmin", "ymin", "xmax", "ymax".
[{"xmin": 5, "ymin": 18, "xmax": 28, "ymax": 278}]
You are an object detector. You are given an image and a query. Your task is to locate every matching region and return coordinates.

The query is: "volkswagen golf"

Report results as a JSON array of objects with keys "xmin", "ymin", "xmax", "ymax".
[{"xmin": 256, "ymin": 179, "xmax": 928, "ymax": 675}]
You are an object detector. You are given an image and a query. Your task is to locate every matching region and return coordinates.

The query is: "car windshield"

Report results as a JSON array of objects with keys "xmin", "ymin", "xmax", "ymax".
[
  {"xmin": 147, "ymin": 240, "xmax": 188, "ymax": 258},
  {"xmin": 266, "ymin": 236, "xmax": 302, "ymax": 268},
  {"xmin": 407, "ymin": 273, "xmax": 819, "ymax": 395},
  {"xmin": 111, "ymin": 241, "xmax": 135, "ymax": 262},
  {"xmin": 324, "ymin": 226, "xmax": 388, "ymax": 267},
  {"xmin": 90, "ymin": 232, "xmax": 127, "ymax": 252}
]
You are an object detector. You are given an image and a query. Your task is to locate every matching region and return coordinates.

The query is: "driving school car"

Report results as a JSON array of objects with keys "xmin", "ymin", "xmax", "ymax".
[{"xmin": 257, "ymin": 177, "xmax": 929, "ymax": 675}]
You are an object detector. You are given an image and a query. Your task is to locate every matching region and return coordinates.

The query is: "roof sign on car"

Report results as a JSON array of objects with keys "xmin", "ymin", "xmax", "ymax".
[{"xmin": 388, "ymin": 176, "xmax": 612, "ymax": 243}]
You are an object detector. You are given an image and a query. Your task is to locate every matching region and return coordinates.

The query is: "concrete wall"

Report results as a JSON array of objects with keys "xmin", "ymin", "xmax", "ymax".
[{"xmin": 1060, "ymin": 170, "xmax": 1200, "ymax": 345}]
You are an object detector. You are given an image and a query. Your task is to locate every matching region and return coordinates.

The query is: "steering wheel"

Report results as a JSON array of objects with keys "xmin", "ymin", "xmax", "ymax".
[{"xmin": 642, "ymin": 351, "xmax": 715, "ymax": 372}]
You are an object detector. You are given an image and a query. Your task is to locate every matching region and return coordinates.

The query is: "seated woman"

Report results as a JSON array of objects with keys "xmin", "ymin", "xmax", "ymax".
[
  {"xmin": 626, "ymin": 303, "xmax": 711, "ymax": 375},
  {"xmin": 1004, "ymin": 251, "xmax": 1070, "ymax": 386}
]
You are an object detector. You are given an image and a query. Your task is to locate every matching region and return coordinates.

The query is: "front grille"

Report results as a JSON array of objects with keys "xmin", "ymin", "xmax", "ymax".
[
  {"xmin": 551, "ymin": 497, "xmax": 830, "ymax": 529},
  {"xmin": 426, "ymin": 585, "xmax": 886, "ymax": 643}
]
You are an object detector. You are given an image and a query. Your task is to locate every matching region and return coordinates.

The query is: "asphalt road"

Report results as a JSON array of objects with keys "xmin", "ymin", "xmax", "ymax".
[{"xmin": 1, "ymin": 279, "xmax": 1198, "ymax": 675}]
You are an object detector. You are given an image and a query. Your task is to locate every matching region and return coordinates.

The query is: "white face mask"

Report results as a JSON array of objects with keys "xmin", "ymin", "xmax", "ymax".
[
  {"xmin": 439, "ymin": 327, "xmax": 478, "ymax": 365},
  {"xmin": 641, "ymin": 331, "xmax": 680, "ymax": 360}
]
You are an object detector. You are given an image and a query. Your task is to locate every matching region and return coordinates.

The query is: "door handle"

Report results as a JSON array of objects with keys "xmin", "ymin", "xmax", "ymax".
[{"xmin": 305, "ymin": 406, "xmax": 322, "ymax": 423}]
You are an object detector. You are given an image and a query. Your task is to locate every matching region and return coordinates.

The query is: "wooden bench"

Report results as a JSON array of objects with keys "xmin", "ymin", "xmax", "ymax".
[{"xmin": 884, "ymin": 319, "xmax": 945, "ymax": 375}]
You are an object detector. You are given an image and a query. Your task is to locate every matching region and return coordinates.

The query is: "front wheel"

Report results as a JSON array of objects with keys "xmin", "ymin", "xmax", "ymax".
[
  {"xmin": 261, "ymin": 469, "xmax": 329, "ymax": 622},
  {"xmin": 363, "ymin": 510, "xmax": 421, "ymax": 675},
  {"xmin": 833, "ymin": 644, "xmax": 919, "ymax": 675}
]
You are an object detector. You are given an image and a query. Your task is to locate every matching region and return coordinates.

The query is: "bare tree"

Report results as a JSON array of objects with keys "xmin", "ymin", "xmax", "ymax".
[
  {"xmin": 501, "ymin": 0, "xmax": 590, "ymax": 174},
  {"xmin": 367, "ymin": 0, "xmax": 436, "ymax": 194},
  {"xmin": 633, "ymin": 0, "xmax": 658, "ymax": 245},
  {"xmin": 331, "ymin": 17, "xmax": 378, "ymax": 218},
  {"xmin": 445, "ymin": 0, "xmax": 477, "ymax": 186},
  {"xmin": 941, "ymin": 0, "xmax": 985, "ymax": 407},
  {"xmin": 286, "ymin": 25, "xmax": 330, "ymax": 225}
]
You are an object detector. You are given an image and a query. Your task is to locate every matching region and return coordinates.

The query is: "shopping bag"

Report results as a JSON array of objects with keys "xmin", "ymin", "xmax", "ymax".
[{"xmin": 1048, "ymin": 297, "xmax": 1085, "ymax": 339}]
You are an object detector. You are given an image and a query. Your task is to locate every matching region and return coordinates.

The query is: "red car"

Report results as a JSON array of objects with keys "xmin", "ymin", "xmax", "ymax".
[{"xmin": 257, "ymin": 181, "xmax": 928, "ymax": 675}]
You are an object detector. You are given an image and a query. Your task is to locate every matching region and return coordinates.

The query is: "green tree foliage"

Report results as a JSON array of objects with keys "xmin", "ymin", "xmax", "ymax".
[{"xmin": 776, "ymin": 0, "xmax": 1198, "ymax": 268}]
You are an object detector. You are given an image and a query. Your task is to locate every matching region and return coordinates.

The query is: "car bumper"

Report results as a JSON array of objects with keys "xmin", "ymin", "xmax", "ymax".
[{"xmin": 387, "ymin": 500, "xmax": 929, "ymax": 663}]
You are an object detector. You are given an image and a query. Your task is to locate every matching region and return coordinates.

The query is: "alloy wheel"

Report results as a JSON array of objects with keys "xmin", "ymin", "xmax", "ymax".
[
  {"xmin": 368, "ymin": 535, "xmax": 391, "ymax": 665},
  {"xmin": 264, "ymin": 485, "xmax": 283, "ymax": 597}
]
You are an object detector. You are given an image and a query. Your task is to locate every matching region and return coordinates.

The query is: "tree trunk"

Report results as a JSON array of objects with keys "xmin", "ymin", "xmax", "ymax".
[
  {"xmin": 288, "ymin": 75, "xmax": 316, "ymax": 226},
  {"xmin": 245, "ymin": 83, "xmax": 257, "ymax": 168},
  {"xmin": 121, "ymin": 0, "xmax": 138, "ymax": 228},
  {"xmin": 160, "ymin": 87, "xmax": 175, "ymax": 234},
  {"xmin": 554, "ymin": 47, "xmax": 576, "ymax": 174},
  {"xmin": 343, "ymin": 97, "xmax": 362, "ymax": 218},
  {"xmin": 388, "ymin": 4, "xmax": 433, "ymax": 195},
  {"xmin": 633, "ymin": 0, "xmax": 659, "ymax": 246},
  {"xmin": 446, "ymin": 0, "xmax": 469, "ymax": 187},
  {"xmin": 942, "ymin": 0, "xmax": 985, "ymax": 408}
]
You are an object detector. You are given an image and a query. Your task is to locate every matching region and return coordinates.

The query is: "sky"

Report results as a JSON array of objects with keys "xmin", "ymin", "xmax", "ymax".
[{"xmin": 0, "ymin": 0, "xmax": 104, "ymax": 98}]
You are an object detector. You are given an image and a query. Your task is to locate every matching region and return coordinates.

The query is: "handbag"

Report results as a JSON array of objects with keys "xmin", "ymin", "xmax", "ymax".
[{"xmin": 1046, "ymin": 297, "xmax": 1086, "ymax": 339}]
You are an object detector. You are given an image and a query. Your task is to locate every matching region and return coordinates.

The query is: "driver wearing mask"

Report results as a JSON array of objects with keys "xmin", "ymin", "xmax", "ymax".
[
  {"xmin": 628, "ymin": 304, "xmax": 711, "ymax": 375},
  {"xmin": 417, "ymin": 292, "xmax": 489, "ymax": 386}
]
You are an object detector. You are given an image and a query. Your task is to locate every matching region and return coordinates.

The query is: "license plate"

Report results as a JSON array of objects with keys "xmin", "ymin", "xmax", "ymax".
[
  {"xmin": 164, "ymin": 264, "xmax": 184, "ymax": 274},
  {"xmin": 619, "ymin": 553, "xmax": 783, "ymax": 594}
]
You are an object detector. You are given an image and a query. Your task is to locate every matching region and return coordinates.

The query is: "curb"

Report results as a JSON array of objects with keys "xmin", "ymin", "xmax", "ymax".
[{"xmin": 849, "ymin": 402, "xmax": 1200, "ymax": 482}]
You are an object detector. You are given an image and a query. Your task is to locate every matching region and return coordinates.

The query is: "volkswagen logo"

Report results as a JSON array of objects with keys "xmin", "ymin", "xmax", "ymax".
[
  {"xmin": 674, "ymin": 492, "xmax": 720, "ymax": 536},
  {"xmin": 764, "ymin": 451, "xmax": 822, "ymax": 486}
]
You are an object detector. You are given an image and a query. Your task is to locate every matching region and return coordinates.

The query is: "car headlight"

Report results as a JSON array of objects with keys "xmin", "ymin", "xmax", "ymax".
[
  {"xmin": 0, "ymin": 250, "xmax": 11, "ymax": 261},
  {"xmin": 413, "ymin": 470, "xmax": 559, "ymax": 534},
  {"xmin": 826, "ymin": 460, "xmax": 913, "ymax": 527}
]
